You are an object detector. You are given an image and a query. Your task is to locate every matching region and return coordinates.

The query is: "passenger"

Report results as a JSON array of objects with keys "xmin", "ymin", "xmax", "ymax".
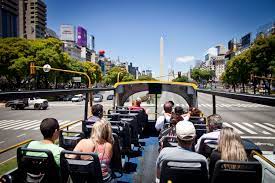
[
  {"xmin": 168, "ymin": 100, "xmax": 175, "ymax": 107},
  {"xmin": 195, "ymin": 114, "xmax": 223, "ymax": 152},
  {"xmin": 175, "ymin": 106, "xmax": 190, "ymax": 121},
  {"xmin": 27, "ymin": 118, "xmax": 64, "ymax": 166},
  {"xmin": 189, "ymin": 107, "xmax": 203, "ymax": 117},
  {"xmin": 129, "ymin": 97, "xmax": 145, "ymax": 111},
  {"xmin": 156, "ymin": 121, "xmax": 208, "ymax": 182},
  {"xmin": 155, "ymin": 101, "xmax": 173, "ymax": 131},
  {"xmin": 209, "ymin": 127, "xmax": 247, "ymax": 177},
  {"xmin": 71, "ymin": 120, "xmax": 114, "ymax": 181},
  {"xmin": 87, "ymin": 104, "xmax": 103, "ymax": 124}
]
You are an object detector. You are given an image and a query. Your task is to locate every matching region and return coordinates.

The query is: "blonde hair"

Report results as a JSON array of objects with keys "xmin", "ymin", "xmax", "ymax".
[
  {"xmin": 91, "ymin": 119, "xmax": 114, "ymax": 144},
  {"xmin": 217, "ymin": 127, "xmax": 247, "ymax": 169}
]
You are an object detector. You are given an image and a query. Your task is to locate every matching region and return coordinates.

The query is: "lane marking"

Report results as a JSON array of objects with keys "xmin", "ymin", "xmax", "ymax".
[
  {"xmin": 241, "ymin": 136, "xmax": 275, "ymax": 140},
  {"xmin": 232, "ymin": 122, "xmax": 257, "ymax": 134},
  {"xmin": 16, "ymin": 133, "xmax": 26, "ymax": 138},
  {"xmin": 0, "ymin": 141, "xmax": 5, "ymax": 144},
  {"xmin": 264, "ymin": 123, "xmax": 275, "ymax": 128},
  {"xmin": 254, "ymin": 123, "xmax": 275, "ymax": 133},
  {"xmin": 0, "ymin": 156, "xmax": 16, "ymax": 165},
  {"xmin": 4, "ymin": 120, "xmax": 36, "ymax": 130},
  {"xmin": 0, "ymin": 120, "xmax": 27, "ymax": 128},
  {"xmin": 242, "ymin": 122, "xmax": 271, "ymax": 135},
  {"xmin": 223, "ymin": 122, "xmax": 244, "ymax": 134}
]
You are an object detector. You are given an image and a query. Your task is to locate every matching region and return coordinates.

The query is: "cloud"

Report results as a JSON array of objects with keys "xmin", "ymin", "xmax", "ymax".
[{"xmin": 176, "ymin": 56, "xmax": 195, "ymax": 63}]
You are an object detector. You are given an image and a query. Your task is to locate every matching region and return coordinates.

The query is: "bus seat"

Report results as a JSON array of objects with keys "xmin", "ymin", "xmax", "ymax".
[
  {"xmin": 60, "ymin": 150, "xmax": 103, "ymax": 183},
  {"xmin": 160, "ymin": 159, "xmax": 208, "ymax": 183},
  {"xmin": 211, "ymin": 160, "xmax": 262, "ymax": 183},
  {"xmin": 59, "ymin": 130, "xmax": 85, "ymax": 151},
  {"xmin": 189, "ymin": 117, "xmax": 206, "ymax": 124},
  {"xmin": 0, "ymin": 168, "xmax": 18, "ymax": 183},
  {"xmin": 253, "ymin": 154, "xmax": 275, "ymax": 183},
  {"xmin": 17, "ymin": 147, "xmax": 60, "ymax": 183},
  {"xmin": 82, "ymin": 120, "xmax": 93, "ymax": 138},
  {"xmin": 197, "ymin": 137, "xmax": 218, "ymax": 157},
  {"xmin": 110, "ymin": 133, "xmax": 123, "ymax": 177},
  {"xmin": 193, "ymin": 123, "xmax": 207, "ymax": 140}
]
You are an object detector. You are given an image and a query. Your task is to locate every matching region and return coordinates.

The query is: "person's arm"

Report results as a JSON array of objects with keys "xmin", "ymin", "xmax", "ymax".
[
  {"xmin": 155, "ymin": 116, "xmax": 164, "ymax": 131},
  {"xmin": 68, "ymin": 140, "xmax": 84, "ymax": 159}
]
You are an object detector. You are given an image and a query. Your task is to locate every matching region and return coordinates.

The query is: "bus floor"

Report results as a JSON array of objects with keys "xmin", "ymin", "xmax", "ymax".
[{"xmin": 117, "ymin": 137, "xmax": 159, "ymax": 183}]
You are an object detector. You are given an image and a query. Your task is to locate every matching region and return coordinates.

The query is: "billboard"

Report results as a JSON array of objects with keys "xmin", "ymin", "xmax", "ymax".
[
  {"xmin": 241, "ymin": 33, "xmax": 251, "ymax": 48},
  {"xmin": 77, "ymin": 26, "xmax": 87, "ymax": 47},
  {"xmin": 228, "ymin": 38, "xmax": 237, "ymax": 51},
  {"xmin": 60, "ymin": 25, "xmax": 75, "ymax": 41}
]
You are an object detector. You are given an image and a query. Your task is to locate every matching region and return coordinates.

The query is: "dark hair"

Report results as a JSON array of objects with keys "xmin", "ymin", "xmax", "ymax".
[
  {"xmin": 168, "ymin": 101, "xmax": 174, "ymax": 106},
  {"xmin": 164, "ymin": 102, "xmax": 173, "ymax": 113},
  {"xmin": 40, "ymin": 118, "xmax": 59, "ymax": 139},
  {"xmin": 190, "ymin": 107, "xmax": 202, "ymax": 117},
  {"xmin": 170, "ymin": 112, "xmax": 183, "ymax": 126},
  {"xmin": 174, "ymin": 106, "xmax": 184, "ymax": 115},
  {"xmin": 92, "ymin": 104, "xmax": 103, "ymax": 118}
]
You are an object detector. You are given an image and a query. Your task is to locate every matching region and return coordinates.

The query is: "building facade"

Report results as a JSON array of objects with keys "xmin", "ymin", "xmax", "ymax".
[
  {"xmin": 0, "ymin": 0, "xmax": 19, "ymax": 38},
  {"xmin": 128, "ymin": 62, "xmax": 139, "ymax": 79},
  {"xmin": 19, "ymin": 0, "xmax": 47, "ymax": 39}
]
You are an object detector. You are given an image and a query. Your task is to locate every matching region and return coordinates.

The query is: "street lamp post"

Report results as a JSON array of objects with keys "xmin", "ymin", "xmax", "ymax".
[{"xmin": 32, "ymin": 64, "xmax": 92, "ymax": 119}]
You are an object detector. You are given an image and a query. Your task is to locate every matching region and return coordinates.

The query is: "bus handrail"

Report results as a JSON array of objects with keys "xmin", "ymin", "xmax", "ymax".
[{"xmin": 251, "ymin": 150, "xmax": 275, "ymax": 168}]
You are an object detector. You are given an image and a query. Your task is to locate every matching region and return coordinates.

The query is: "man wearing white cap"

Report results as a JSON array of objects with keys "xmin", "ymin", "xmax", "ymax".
[{"xmin": 155, "ymin": 121, "xmax": 208, "ymax": 182}]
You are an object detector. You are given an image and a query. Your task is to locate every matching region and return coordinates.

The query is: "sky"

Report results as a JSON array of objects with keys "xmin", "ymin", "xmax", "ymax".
[{"xmin": 45, "ymin": 0, "xmax": 275, "ymax": 76}]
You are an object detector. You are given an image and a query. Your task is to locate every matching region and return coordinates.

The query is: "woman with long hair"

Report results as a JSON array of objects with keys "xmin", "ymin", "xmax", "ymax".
[
  {"xmin": 209, "ymin": 127, "xmax": 247, "ymax": 176},
  {"xmin": 71, "ymin": 119, "xmax": 114, "ymax": 181}
]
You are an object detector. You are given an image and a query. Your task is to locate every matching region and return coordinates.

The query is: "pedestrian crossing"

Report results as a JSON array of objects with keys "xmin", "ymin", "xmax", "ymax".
[
  {"xmin": 223, "ymin": 121, "xmax": 275, "ymax": 137},
  {"xmin": 160, "ymin": 103, "xmax": 272, "ymax": 108},
  {"xmin": 0, "ymin": 120, "xmax": 71, "ymax": 130}
]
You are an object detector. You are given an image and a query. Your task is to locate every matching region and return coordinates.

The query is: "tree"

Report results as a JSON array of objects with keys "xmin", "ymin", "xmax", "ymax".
[
  {"xmin": 103, "ymin": 66, "xmax": 135, "ymax": 85},
  {"xmin": 172, "ymin": 75, "xmax": 189, "ymax": 82},
  {"xmin": 137, "ymin": 75, "xmax": 156, "ymax": 81}
]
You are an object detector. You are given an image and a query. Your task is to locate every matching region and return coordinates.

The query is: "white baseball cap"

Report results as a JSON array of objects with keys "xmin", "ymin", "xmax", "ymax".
[
  {"xmin": 136, "ymin": 97, "xmax": 142, "ymax": 101},
  {"xmin": 176, "ymin": 121, "xmax": 196, "ymax": 141}
]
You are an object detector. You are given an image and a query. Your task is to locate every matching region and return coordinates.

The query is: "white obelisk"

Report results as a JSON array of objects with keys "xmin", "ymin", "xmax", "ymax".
[{"xmin": 160, "ymin": 36, "xmax": 164, "ymax": 79}]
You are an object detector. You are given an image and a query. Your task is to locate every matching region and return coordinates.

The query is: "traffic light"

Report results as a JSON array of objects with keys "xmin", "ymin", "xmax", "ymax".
[{"xmin": 30, "ymin": 62, "xmax": 36, "ymax": 75}]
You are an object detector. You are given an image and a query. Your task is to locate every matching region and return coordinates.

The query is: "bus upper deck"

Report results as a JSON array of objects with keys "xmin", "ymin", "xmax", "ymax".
[{"xmin": 0, "ymin": 81, "xmax": 275, "ymax": 183}]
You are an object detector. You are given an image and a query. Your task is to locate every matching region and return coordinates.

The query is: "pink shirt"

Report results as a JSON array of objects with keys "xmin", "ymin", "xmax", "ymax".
[{"xmin": 73, "ymin": 139, "xmax": 112, "ymax": 176}]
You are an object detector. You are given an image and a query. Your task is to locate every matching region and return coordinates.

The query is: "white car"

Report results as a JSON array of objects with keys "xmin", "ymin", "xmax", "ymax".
[
  {"xmin": 71, "ymin": 94, "xmax": 84, "ymax": 102},
  {"xmin": 93, "ymin": 94, "xmax": 103, "ymax": 102}
]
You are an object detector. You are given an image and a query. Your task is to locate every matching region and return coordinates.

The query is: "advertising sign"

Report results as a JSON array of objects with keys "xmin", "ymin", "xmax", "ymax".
[
  {"xmin": 77, "ymin": 26, "xmax": 87, "ymax": 47},
  {"xmin": 72, "ymin": 77, "xmax": 81, "ymax": 83},
  {"xmin": 60, "ymin": 25, "xmax": 75, "ymax": 41}
]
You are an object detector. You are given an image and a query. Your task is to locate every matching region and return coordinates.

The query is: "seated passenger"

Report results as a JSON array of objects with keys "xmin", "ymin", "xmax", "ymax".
[
  {"xmin": 209, "ymin": 127, "xmax": 247, "ymax": 177},
  {"xmin": 87, "ymin": 104, "xmax": 103, "ymax": 124},
  {"xmin": 189, "ymin": 107, "xmax": 203, "ymax": 117},
  {"xmin": 156, "ymin": 121, "xmax": 208, "ymax": 182},
  {"xmin": 155, "ymin": 101, "xmax": 173, "ymax": 131},
  {"xmin": 195, "ymin": 114, "xmax": 223, "ymax": 152},
  {"xmin": 27, "ymin": 118, "xmax": 64, "ymax": 166},
  {"xmin": 129, "ymin": 97, "xmax": 145, "ymax": 111},
  {"xmin": 71, "ymin": 120, "xmax": 114, "ymax": 181},
  {"xmin": 168, "ymin": 100, "xmax": 175, "ymax": 107},
  {"xmin": 175, "ymin": 106, "xmax": 190, "ymax": 121}
]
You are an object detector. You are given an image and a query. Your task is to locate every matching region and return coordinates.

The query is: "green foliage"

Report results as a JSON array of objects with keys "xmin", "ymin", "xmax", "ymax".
[
  {"xmin": 172, "ymin": 75, "xmax": 189, "ymax": 82},
  {"xmin": 137, "ymin": 75, "xmax": 156, "ymax": 81},
  {"xmin": 191, "ymin": 68, "xmax": 214, "ymax": 82},
  {"xmin": 0, "ymin": 38, "xmax": 102, "ymax": 90},
  {"xmin": 103, "ymin": 66, "xmax": 135, "ymax": 85}
]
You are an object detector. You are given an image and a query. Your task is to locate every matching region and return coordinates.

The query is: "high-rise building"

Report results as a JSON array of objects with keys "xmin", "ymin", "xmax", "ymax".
[
  {"xmin": 128, "ymin": 62, "xmax": 139, "ymax": 79},
  {"xmin": 0, "ymin": 0, "xmax": 19, "ymax": 38},
  {"xmin": 19, "ymin": 0, "xmax": 47, "ymax": 39}
]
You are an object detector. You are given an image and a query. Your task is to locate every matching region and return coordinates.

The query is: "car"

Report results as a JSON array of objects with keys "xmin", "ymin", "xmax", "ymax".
[
  {"xmin": 71, "ymin": 94, "xmax": 84, "ymax": 102},
  {"xmin": 93, "ymin": 94, "xmax": 103, "ymax": 102},
  {"xmin": 107, "ymin": 94, "xmax": 114, "ymax": 100},
  {"xmin": 7, "ymin": 97, "xmax": 48, "ymax": 110}
]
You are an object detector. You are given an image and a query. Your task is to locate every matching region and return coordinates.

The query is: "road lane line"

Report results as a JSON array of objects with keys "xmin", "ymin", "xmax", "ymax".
[
  {"xmin": 243, "ymin": 122, "xmax": 271, "ymax": 135},
  {"xmin": 4, "ymin": 120, "xmax": 37, "ymax": 130},
  {"xmin": 223, "ymin": 122, "xmax": 244, "ymax": 134},
  {"xmin": 16, "ymin": 133, "xmax": 26, "ymax": 138},
  {"xmin": 254, "ymin": 123, "xmax": 275, "ymax": 133},
  {"xmin": 0, "ymin": 141, "xmax": 5, "ymax": 144},
  {"xmin": 0, "ymin": 120, "xmax": 26, "ymax": 128},
  {"xmin": 241, "ymin": 136, "xmax": 275, "ymax": 140},
  {"xmin": 23, "ymin": 120, "xmax": 43, "ymax": 130},
  {"xmin": 0, "ymin": 120, "xmax": 28, "ymax": 128},
  {"xmin": 264, "ymin": 123, "xmax": 275, "ymax": 128},
  {"xmin": 13, "ymin": 120, "xmax": 41, "ymax": 130},
  {"xmin": 232, "ymin": 122, "xmax": 257, "ymax": 134}
]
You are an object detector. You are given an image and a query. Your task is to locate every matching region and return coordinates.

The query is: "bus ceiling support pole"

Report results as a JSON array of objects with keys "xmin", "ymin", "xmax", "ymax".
[
  {"xmin": 212, "ymin": 94, "xmax": 216, "ymax": 115},
  {"xmin": 84, "ymin": 93, "xmax": 89, "ymax": 120},
  {"xmin": 155, "ymin": 93, "xmax": 158, "ymax": 121}
]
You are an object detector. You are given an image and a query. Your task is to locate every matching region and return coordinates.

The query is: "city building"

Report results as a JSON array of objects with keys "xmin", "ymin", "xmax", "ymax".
[
  {"xmin": 19, "ymin": 0, "xmax": 47, "ymax": 39},
  {"xmin": 128, "ymin": 62, "xmax": 139, "ymax": 79},
  {"xmin": 60, "ymin": 24, "xmax": 75, "ymax": 42},
  {"xmin": 141, "ymin": 69, "xmax": 153, "ymax": 78},
  {"xmin": 256, "ymin": 21, "xmax": 275, "ymax": 38},
  {"xmin": 0, "ymin": 0, "xmax": 19, "ymax": 38},
  {"xmin": 45, "ymin": 27, "xmax": 58, "ymax": 38},
  {"xmin": 63, "ymin": 41, "xmax": 81, "ymax": 61}
]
